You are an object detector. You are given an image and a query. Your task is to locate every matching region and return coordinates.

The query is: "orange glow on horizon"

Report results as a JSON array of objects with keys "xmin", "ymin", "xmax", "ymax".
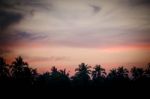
[{"xmin": 3, "ymin": 41, "xmax": 150, "ymax": 75}]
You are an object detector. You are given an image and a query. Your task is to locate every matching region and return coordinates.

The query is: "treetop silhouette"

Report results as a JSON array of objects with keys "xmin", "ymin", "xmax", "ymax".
[{"xmin": 0, "ymin": 56, "xmax": 150, "ymax": 90}]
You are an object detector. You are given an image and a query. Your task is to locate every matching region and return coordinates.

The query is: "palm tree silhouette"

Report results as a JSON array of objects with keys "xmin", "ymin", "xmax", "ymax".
[
  {"xmin": 92, "ymin": 65, "xmax": 106, "ymax": 80},
  {"xmin": 144, "ymin": 63, "xmax": 150, "ymax": 88},
  {"xmin": 107, "ymin": 69, "xmax": 118, "ymax": 80},
  {"xmin": 108, "ymin": 67, "xmax": 129, "ymax": 80},
  {"xmin": 92, "ymin": 65, "xmax": 106, "ymax": 87},
  {"xmin": 49, "ymin": 66, "xmax": 60, "ymax": 83},
  {"xmin": 59, "ymin": 69, "xmax": 70, "ymax": 82},
  {"xmin": 11, "ymin": 56, "xmax": 37, "ymax": 86},
  {"xmin": 72, "ymin": 63, "xmax": 91, "ymax": 87},
  {"xmin": 0, "ymin": 56, "xmax": 150, "ymax": 90},
  {"xmin": 0, "ymin": 57, "xmax": 10, "ymax": 86},
  {"xmin": 11, "ymin": 56, "xmax": 28, "ymax": 78},
  {"xmin": 131, "ymin": 67, "xmax": 144, "ymax": 80},
  {"xmin": 145, "ymin": 63, "xmax": 150, "ymax": 78},
  {"xmin": 59, "ymin": 69, "xmax": 69, "ymax": 77},
  {"xmin": 49, "ymin": 66, "xmax": 70, "ymax": 87},
  {"xmin": 117, "ymin": 67, "xmax": 129, "ymax": 79},
  {"xmin": 36, "ymin": 72, "xmax": 50, "ymax": 87},
  {"xmin": 58, "ymin": 69, "xmax": 70, "ymax": 87}
]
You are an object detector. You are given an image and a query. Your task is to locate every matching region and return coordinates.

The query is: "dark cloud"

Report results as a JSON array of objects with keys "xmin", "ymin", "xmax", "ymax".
[
  {"xmin": 90, "ymin": 5, "xmax": 101, "ymax": 14},
  {"xmin": 0, "ymin": 0, "xmax": 50, "ymax": 45},
  {"xmin": 0, "ymin": 0, "xmax": 28, "ymax": 29},
  {"xmin": 0, "ymin": 10, "xmax": 23, "ymax": 31},
  {"xmin": 0, "ymin": 31, "xmax": 47, "ymax": 46},
  {"xmin": 0, "ymin": 0, "xmax": 16, "ymax": 9},
  {"xmin": 0, "ymin": 0, "xmax": 50, "ymax": 31},
  {"xmin": 17, "ymin": 32, "xmax": 47, "ymax": 41},
  {"xmin": 0, "ymin": 0, "xmax": 39, "ymax": 7},
  {"xmin": 0, "ymin": 0, "xmax": 50, "ymax": 12},
  {"xmin": 0, "ymin": 0, "xmax": 48, "ymax": 47},
  {"xmin": 128, "ymin": 0, "xmax": 150, "ymax": 6}
]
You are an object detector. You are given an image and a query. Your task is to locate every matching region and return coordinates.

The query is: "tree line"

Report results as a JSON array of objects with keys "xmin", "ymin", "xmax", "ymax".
[{"xmin": 0, "ymin": 56, "xmax": 150, "ymax": 90}]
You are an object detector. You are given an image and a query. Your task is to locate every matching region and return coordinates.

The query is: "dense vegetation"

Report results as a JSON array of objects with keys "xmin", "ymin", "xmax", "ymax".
[{"xmin": 0, "ymin": 56, "xmax": 150, "ymax": 91}]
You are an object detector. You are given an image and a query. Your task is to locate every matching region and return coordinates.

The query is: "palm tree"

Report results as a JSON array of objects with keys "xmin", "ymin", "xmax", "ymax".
[
  {"xmin": 11, "ymin": 56, "xmax": 37, "ymax": 85},
  {"xmin": 92, "ymin": 65, "xmax": 106, "ymax": 87},
  {"xmin": 108, "ymin": 67, "xmax": 129, "ymax": 80},
  {"xmin": 131, "ymin": 67, "xmax": 144, "ymax": 80},
  {"xmin": 117, "ymin": 67, "xmax": 129, "ymax": 79},
  {"xmin": 107, "ymin": 69, "xmax": 118, "ymax": 80},
  {"xmin": 37, "ymin": 72, "xmax": 50, "ymax": 87},
  {"xmin": 144, "ymin": 63, "xmax": 150, "ymax": 78},
  {"xmin": 92, "ymin": 65, "xmax": 106, "ymax": 80},
  {"xmin": 59, "ymin": 69, "xmax": 70, "ymax": 79},
  {"xmin": 72, "ymin": 63, "xmax": 91, "ymax": 86},
  {"xmin": 49, "ymin": 66, "xmax": 70, "ymax": 87},
  {"xmin": 0, "ymin": 57, "xmax": 10, "ymax": 80},
  {"xmin": 11, "ymin": 56, "xmax": 28, "ymax": 78},
  {"xmin": 58, "ymin": 69, "xmax": 70, "ymax": 86},
  {"xmin": 50, "ymin": 66, "xmax": 58, "ymax": 75},
  {"xmin": 50, "ymin": 66, "xmax": 60, "ymax": 81},
  {"xmin": 75, "ymin": 63, "xmax": 91, "ymax": 80}
]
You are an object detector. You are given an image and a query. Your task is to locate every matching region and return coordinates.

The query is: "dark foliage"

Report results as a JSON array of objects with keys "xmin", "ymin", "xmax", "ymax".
[{"xmin": 0, "ymin": 56, "xmax": 150, "ymax": 92}]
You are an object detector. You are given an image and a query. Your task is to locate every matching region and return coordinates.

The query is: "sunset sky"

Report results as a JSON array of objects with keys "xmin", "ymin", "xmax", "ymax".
[{"xmin": 0, "ymin": 0, "xmax": 150, "ymax": 73}]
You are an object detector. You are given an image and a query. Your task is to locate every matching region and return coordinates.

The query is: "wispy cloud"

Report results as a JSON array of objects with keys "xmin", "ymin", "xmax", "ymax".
[
  {"xmin": 0, "ymin": 0, "xmax": 150, "ymax": 68},
  {"xmin": 89, "ymin": 4, "xmax": 101, "ymax": 14},
  {"xmin": 128, "ymin": 0, "xmax": 150, "ymax": 6},
  {"xmin": 24, "ymin": 56, "xmax": 70, "ymax": 62},
  {"xmin": 1, "ymin": 0, "xmax": 150, "ymax": 49},
  {"xmin": 0, "ymin": 10, "xmax": 23, "ymax": 31}
]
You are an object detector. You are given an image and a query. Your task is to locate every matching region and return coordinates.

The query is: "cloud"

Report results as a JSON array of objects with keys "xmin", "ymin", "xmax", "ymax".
[
  {"xmin": 0, "ymin": 0, "xmax": 150, "ymax": 50},
  {"xmin": 90, "ymin": 4, "xmax": 101, "ymax": 14},
  {"xmin": 0, "ymin": 0, "xmax": 149, "ymax": 69},
  {"xmin": 45, "ymin": 28, "xmax": 150, "ymax": 48},
  {"xmin": 24, "ymin": 56, "xmax": 70, "ymax": 62},
  {"xmin": 0, "ymin": 0, "xmax": 51, "ymax": 45},
  {"xmin": 129, "ymin": 0, "xmax": 150, "ymax": 6},
  {"xmin": 49, "ymin": 56, "xmax": 69, "ymax": 61},
  {"xmin": 0, "ymin": 0, "xmax": 52, "ymax": 31},
  {"xmin": 0, "ymin": 0, "xmax": 26, "ymax": 31},
  {"xmin": 0, "ymin": 31, "xmax": 47, "ymax": 47},
  {"xmin": 15, "ymin": 32, "xmax": 47, "ymax": 41},
  {"xmin": 0, "ymin": 10, "xmax": 23, "ymax": 31}
]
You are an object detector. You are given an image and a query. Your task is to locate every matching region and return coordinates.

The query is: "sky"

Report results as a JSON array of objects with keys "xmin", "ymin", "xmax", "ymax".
[{"xmin": 0, "ymin": 0, "xmax": 150, "ymax": 73}]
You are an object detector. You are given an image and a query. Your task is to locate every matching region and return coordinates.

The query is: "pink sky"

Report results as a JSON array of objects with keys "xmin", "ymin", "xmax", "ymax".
[
  {"xmin": 4, "ymin": 43, "xmax": 150, "ymax": 74},
  {"xmin": 0, "ymin": 0, "xmax": 150, "ymax": 74}
]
